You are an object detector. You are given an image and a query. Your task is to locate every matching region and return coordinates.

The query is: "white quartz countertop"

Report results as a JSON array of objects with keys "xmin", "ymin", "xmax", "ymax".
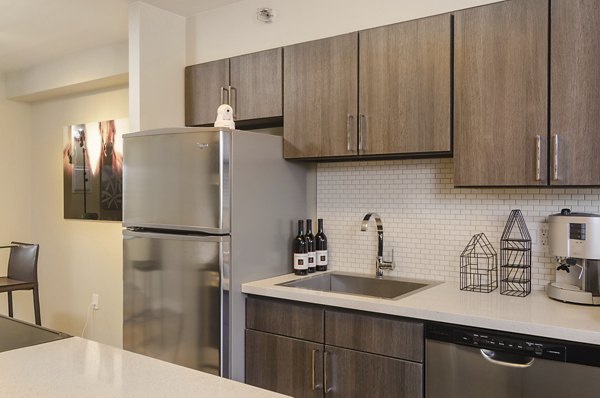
[
  {"xmin": 242, "ymin": 272, "xmax": 600, "ymax": 345},
  {"xmin": 0, "ymin": 337, "xmax": 287, "ymax": 398}
]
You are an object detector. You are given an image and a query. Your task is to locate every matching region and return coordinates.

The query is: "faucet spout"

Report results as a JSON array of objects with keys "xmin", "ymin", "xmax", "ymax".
[
  {"xmin": 361, "ymin": 212, "xmax": 394, "ymax": 278},
  {"xmin": 361, "ymin": 212, "xmax": 384, "ymax": 259}
]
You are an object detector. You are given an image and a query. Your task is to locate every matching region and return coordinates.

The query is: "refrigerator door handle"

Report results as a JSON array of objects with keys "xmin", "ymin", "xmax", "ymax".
[
  {"xmin": 220, "ymin": 241, "xmax": 231, "ymax": 293},
  {"xmin": 220, "ymin": 239, "xmax": 231, "ymax": 378},
  {"xmin": 123, "ymin": 229, "xmax": 228, "ymax": 242}
]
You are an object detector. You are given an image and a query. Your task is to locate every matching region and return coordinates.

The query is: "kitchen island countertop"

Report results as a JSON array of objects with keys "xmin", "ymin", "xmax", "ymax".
[
  {"xmin": 0, "ymin": 336, "xmax": 287, "ymax": 398},
  {"xmin": 242, "ymin": 272, "xmax": 600, "ymax": 345}
]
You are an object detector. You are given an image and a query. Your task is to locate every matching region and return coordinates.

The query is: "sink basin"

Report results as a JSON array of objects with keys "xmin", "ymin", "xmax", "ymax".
[{"xmin": 278, "ymin": 272, "xmax": 437, "ymax": 300}]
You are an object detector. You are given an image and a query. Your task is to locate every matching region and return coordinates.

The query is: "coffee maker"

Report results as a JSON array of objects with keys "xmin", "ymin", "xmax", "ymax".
[{"xmin": 546, "ymin": 209, "xmax": 600, "ymax": 305}]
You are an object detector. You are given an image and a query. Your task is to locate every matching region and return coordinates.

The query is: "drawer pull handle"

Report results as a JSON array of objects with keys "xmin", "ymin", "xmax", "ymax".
[
  {"xmin": 324, "ymin": 351, "xmax": 330, "ymax": 394},
  {"xmin": 311, "ymin": 349, "xmax": 318, "ymax": 390}
]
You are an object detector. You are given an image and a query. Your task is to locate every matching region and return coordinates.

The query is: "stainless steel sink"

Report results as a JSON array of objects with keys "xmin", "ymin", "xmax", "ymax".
[{"xmin": 278, "ymin": 272, "xmax": 437, "ymax": 300}]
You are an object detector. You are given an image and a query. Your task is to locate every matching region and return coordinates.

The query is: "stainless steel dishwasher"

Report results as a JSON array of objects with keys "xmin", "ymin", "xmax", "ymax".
[{"xmin": 426, "ymin": 322, "xmax": 600, "ymax": 398}]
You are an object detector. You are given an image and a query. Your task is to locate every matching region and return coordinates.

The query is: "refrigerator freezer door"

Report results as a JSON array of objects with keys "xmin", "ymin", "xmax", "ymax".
[
  {"xmin": 123, "ymin": 128, "xmax": 230, "ymax": 234},
  {"xmin": 123, "ymin": 229, "xmax": 229, "ymax": 376}
]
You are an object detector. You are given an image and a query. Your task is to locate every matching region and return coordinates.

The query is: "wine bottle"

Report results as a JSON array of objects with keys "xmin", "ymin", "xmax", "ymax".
[
  {"xmin": 293, "ymin": 220, "xmax": 308, "ymax": 276},
  {"xmin": 315, "ymin": 218, "xmax": 328, "ymax": 271},
  {"xmin": 305, "ymin": 219, "xmax": 316, "ymax": 273}
]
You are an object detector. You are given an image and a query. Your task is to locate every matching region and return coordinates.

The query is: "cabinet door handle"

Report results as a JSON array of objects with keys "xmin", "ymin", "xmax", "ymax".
[
  {"xmin": 220, "ymin": 86, "xmax": 228, "ymax": 105},
  {"xmin": 323, "ymin": 350, "xmax": 330, "ymax": 394},
  {"xmin": 535, "ymin": 135, "xmax": 541, "ymax": 181},
  {"xmin": 358, "ymin": 114, "xmax": 366, "ymax": 152},
  {"xmin": 228, "ymin": 85, "xmax": 237, "ymax": 120},
  {"xmin": 553, "ymin": 134, "xmax": 559, "ymax": 181},
  {"xmin": 346, "ymin": 115, "xmax": 354, "ymax": 152},
  {"xmin": 311, "ymin": 349, "xmax": 319, "ymax": 390}
]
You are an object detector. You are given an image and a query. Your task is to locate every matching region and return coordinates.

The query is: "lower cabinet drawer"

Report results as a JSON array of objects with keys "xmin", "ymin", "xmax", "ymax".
[
  {"xmin": 246, "ymin": 296, "xmax": 324, "ymax": 342},
  {"xmin": 245, "ymin": 329, "xmax": 323, "ymax": 398},
  {"xmin": 325, "ymin": 310, "xmax": 424, "ymax": 362},
  {"xmin": 326, "ymin": 345, "xmax": 423, "ymax": 398}
]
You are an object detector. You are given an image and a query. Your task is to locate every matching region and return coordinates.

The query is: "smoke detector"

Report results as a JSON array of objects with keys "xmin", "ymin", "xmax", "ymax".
[{"xmin": 257, "ymin": 8, "xmax": 276, "ymax": 23}]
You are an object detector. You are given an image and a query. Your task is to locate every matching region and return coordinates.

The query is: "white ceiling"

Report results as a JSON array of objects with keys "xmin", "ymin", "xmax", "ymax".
[{"xmin": 0, "ymin": 0, "xmax": 242, "ymax": 74}]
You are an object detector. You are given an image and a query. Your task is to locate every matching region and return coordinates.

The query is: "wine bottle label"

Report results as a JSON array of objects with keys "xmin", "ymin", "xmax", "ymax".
[
  {"xmin": 307, "ymin": 251, "xmax": 316, "ymax": 265},
  {"xmin": 316, "ymin": 250, "xmax": 328, "ymax": 266},
  {"xmin": 294, "ymin": 253, "xmax": 308, "ymax": 270}
]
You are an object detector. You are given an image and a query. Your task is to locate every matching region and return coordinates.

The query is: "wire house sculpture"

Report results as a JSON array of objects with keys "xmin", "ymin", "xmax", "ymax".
[
  {"xmin": 500, "ymin": 210, "xmax": 532, "ymax": 297},
  {"xmin": 460, "ymin": 233, "xmax": 498, "ymax": 293}
]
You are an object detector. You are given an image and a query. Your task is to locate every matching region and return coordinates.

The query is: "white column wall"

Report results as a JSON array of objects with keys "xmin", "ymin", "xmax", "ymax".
[{"xmin": 129, "ymin": 2, "xmax": 186, "ymax": 131}]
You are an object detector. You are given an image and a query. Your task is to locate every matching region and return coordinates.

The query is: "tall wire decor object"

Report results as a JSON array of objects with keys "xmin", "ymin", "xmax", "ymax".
[
  {"xmin": 460, "ymin": 233, "xmax": 498, "ymax": 293},
  {"xmin": 500, "ymin": 210, "xmax": 532, "ymax": 297}
]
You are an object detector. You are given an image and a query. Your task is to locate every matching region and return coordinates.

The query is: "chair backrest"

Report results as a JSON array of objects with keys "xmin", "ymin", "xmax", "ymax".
[{"xmin": 7, "ymin": 242, "xmax": 39, "ymax": 283}]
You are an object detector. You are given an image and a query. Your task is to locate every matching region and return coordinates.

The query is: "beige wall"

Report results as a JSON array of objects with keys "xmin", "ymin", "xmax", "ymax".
[
  {"xmin": 0, "ymin": 78, "xmax": 34, "ymax": 319},
  {"xmin": 186, "ymin": 0, "xmax": 501, "ymax": 64},
  {"xmin": 0, "ymin": 78, "xmax": 33, "ymax": 243},
  {"xmin": 28, "ymin": 86, "xmax": 128, "ymax": 347},
  {"xmin": 5, "ymin": 41, "xmax": 128, "ymax": 101}
]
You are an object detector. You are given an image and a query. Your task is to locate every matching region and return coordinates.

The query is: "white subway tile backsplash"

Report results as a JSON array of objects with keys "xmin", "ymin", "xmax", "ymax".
[{"xmin": 316, "ymin": 158, "xmax": 600, "ymax": 290}]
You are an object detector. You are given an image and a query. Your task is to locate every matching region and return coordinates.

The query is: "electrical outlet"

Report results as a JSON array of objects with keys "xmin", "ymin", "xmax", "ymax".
[
  {"xmin": 92, "ymin": 293, "xmax": 100, "ymax": 310},
  {"xmin": 539, "ymin": 223, "xmax": 549, "ymax": 247}
]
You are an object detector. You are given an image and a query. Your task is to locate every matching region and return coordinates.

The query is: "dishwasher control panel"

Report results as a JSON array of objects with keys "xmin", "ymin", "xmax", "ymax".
[
  {"xmin": 454, "ymin": 330, "xmax": 567, "ymax": 361},
  {"xmin": 427, "ymin": 322, "xmax": 600, "ymax": 368}
]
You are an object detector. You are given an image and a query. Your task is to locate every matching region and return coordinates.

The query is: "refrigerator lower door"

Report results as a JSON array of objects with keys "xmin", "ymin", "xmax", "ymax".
[{"xmin": 123, "ymin": 229, "xmax": 229, "ymax": 376}]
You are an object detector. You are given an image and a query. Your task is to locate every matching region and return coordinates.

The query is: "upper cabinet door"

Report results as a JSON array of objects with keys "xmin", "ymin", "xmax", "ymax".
[
  {"xmin": 230, "ymin": 48, "xmax": 283, "ymax": 121},
  {"xmin": 359, "ymin": 14, "xmax": 452, "ymax": 156},
  {"xmin": 283, "ymin": 33, "xmax": 359, "ymax": 159},
  {"xmin": 185, "ymin": 59, "xmax": 229, "ymax": 126},
  {"xmin": 551, "ymin": 0, "xmax": 600, "ymax": 186},
  {"xmin": 454, "ymin": 0, "xmax": 548, "ymax": 186}
]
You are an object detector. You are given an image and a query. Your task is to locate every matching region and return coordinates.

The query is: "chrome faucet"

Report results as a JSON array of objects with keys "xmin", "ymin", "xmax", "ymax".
[{"xmin": 361, "ymin": 212, "xmax": 394, "ymax": 278}]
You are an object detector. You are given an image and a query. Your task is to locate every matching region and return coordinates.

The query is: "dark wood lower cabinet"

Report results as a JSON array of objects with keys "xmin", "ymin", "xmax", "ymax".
[
  {"xmin": 246, "ymin": 297, "xmax": 424, "ymax": 398},
  {"xmin": 246, "ymin": 330, "xmax": 323, "ymax": 398},
  {"xmin": 326, "ymin": 346, "xmax": 422, "ymax": 398}
]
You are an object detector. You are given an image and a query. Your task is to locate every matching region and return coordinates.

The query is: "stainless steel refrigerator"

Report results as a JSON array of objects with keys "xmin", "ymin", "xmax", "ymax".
[{"xmin": 122, "ymin": 127, "xmax": 308, "ymax": 381}]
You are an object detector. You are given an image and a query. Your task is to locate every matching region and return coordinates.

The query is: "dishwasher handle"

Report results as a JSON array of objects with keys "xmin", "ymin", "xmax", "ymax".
[{"xmin": 480, "ymin": 349, "xmax": 535, "ymax": 368}]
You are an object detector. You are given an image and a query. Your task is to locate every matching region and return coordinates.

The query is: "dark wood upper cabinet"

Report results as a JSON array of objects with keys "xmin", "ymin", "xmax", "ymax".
[
  {"xmin": 185, "ymin": 49, "xmax": 283, "ymax": 126},
  {"xmin": 283, "ymin": 33, "xmax": 359, "ymax": 159},
  {"xmin": 454, "ymin": 0, "xmax": 549, "ymax": 186},
  {"xmin": 230, "ymin": 48, "xmax": 283, "ymax": 121},
  {"xmin": 284, "ymin": 16, "xmax": 452, "ymax": 160},
  {"xmin": 359, "ymin": 14, "xmax": 452, "ymax": 156},
  {"xmin": 185, "ymin": 59, "xmax": 229, "ymax": 126},
  {"xmin": 551, "ymin": 0, "xmax": 600, "ymax": 186}
]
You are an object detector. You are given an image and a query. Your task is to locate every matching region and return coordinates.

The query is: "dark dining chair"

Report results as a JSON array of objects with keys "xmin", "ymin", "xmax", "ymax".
[{"xmin": 0, "ymin": 242, "xmax": 41, "ymax": 325}]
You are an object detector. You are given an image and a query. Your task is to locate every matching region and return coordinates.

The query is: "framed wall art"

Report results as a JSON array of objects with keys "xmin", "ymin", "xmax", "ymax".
[{"xmin": 62, "ymin": 118, "xmax": 128, "ymax": 221}]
